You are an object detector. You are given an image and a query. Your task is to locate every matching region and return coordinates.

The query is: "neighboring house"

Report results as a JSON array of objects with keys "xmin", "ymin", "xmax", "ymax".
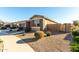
[
  {"xmin": 5, "ymin": 20, "xmax": 28, "ymax": 28},
  {"xmin": 5, "ymin": 15, "xmax": 72, "ymax": 32},
  {"xmin": 5, "ymin": 15, "xmax": 57, "ymax": 30}
]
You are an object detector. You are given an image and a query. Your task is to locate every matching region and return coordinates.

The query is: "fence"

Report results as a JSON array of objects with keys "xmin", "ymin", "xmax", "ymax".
[{"xmin": 47, "ymin": 23, "xmax": 71, "ymax": 33}]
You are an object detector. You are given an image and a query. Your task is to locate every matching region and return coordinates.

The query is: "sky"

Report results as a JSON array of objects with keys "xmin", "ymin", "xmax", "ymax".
[{"xmin": 0, "ymin": 7, "xmax": 79, "ymax": 23}]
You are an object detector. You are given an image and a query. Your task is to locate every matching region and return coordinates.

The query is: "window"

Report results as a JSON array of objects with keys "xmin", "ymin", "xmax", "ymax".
[
  {"xmin": 32, "ymin": 20, "xmax": 36, "ymax": 26},
  {"xmin": 37, "ymin": 23, "xmax": 40, "ymax": 26},
  {"xmin": 32, "ymin": 19, "xmax": 40, "ymax": 27}
]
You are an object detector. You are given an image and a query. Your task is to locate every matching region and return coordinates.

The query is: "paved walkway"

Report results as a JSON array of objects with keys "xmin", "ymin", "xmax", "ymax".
[{"xmin": 0, "ymin": 35, "xmax": 34, "ymax": 52}]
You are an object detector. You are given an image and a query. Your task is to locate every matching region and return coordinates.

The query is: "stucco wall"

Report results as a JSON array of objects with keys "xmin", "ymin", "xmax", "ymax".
[
  {"xmin": 47, "ymin": 24, "xmax": 71, "ymax": 33},
  {"xmin": 30, "ymin": 16, "xmax": 56, "ymax": 24},
  {"xmin": 43, "ymin": 18, "xmax": 57, "ymax": 30},
  {"xmin": 30, "ymin": 16, "xmax": 57, "ymax": 31},
  {"xmin": 30, "ymin": 16, "xmax": 43, "ymax": 31}
]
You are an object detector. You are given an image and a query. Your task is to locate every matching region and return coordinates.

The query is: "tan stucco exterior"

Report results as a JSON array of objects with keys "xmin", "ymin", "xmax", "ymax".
[
  {"xmin": 43, "ymin": 18, "xmax": 57, "ymax": 30},
  {"xmin": 30, "ymin": 15, "xmax": 57, "ymax": 31},
  {"xmin": 4, "ymin": 15, "xmax": 71, "ymax": 33}
]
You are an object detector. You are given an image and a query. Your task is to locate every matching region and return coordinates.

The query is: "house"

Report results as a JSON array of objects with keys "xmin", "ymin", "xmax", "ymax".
[
  {"xmin": 5, "ymin": 20, "xmax": 27, "ymax": 28},
  {"xmin": 29, "ymin": 15, "xmax": 58, "ymax": 31},
  {"xmin": 5, "ymin": 15, "xmax": 71, "ymax": 32},
  {"xmin": 29, "ymin": 15, "xmax": 72, "ymax": 32}
]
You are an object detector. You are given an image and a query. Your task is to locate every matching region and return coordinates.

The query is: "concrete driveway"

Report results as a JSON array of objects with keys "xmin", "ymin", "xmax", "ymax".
[{"xmin": 0, "ymin": 35, "xmax": 34, "ymax": 52}]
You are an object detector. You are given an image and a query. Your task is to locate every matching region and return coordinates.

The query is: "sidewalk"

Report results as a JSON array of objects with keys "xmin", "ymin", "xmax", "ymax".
[{"xmin": 0, "ymin": 35, "xmax": 34, "ymax": 52}]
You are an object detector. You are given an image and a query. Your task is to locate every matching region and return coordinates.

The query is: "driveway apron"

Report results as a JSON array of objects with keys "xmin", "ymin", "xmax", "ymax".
[{"xmin": 0, "ymin": 35, "xmax": 34, "ymax": 52}]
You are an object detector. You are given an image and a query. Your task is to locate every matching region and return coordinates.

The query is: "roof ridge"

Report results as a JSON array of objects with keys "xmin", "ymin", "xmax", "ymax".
[{"xmin": 30, "ymin": 15, "xmax": 58, "ymax": 23}]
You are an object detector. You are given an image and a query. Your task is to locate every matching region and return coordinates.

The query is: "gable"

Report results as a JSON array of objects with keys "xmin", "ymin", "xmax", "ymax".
[{"xmin": 30, "ymin": 15, "xmax": 58, "ymax": 24}]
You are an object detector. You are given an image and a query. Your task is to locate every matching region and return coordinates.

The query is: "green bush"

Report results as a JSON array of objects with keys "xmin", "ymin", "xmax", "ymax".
[
  {"xmin": 45, "ymin": 31, "xmax": 52, "ymax": 36},
  {"xmin": 25, "ymin": 27, "xmax": 31, "ymax": 32},
  {"xmin": 71, "ymin": 42, "xmax": 79, "ymax": 52},
  {"xmin": 71, "ymin": 26, "xmax": 79, "ymax": 52},
  {"xmin": 73, "ymin": 36, "xmax": 79, "ymax": 43},
  {"xmin": 34, "ymin": 31, "xmax": 45, "ymax": 39},
  {"xmin": 72, "ymin": 31, "xmax": 79, "ymax": 36},
  {"xmin": 0, "ymin": 39, "xmax": 3, "ymax": 43},
  {"xmin": 1, "ymin": 27, "xmax": 7, "ymax": 30},
  {"xmin": 10, "ymin": 27, "xmax": 17, "ymax": 29},
  {"xmin": 71, "ymin": 34, "xmax": 79, "ymax": 52}
]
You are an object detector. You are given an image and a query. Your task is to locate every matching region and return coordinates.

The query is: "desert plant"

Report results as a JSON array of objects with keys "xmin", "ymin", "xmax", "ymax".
[
  {"xmin": 72, "ymin": 30, "xmax": 79, "ymax": 36},
  {"xmin": 71, "ymin": 22, "xmax": 79, "ymax": 51},
  {"xmin": 10, "ymin": 27, "xmax": 17, "ymax": 29},
  {"xmin": 0, "ymin": 39, "xmax": 3, "ymax": 43},
  {"xmin": 1, "ymin": 27, "xmax": 7, "ymax": 30},
  {"xmin": 71, "ymin": 31, "xmax": 79, "ymax": 52},
  {"xmin": 17, "ymin": 27, "xmax": 24, "ymax": 31},
  {"xmin": 73, "ymin": 36, "xmax": 79, "ymax": 43},
  {"xmin": 9, "ymin": 29, "xmax": 12, "ymax": 32},
  {"xmin": 0, "ymin": 39, "xmax": 4, "ymax": 52},
  {"xmin": 0, "ymin": 20, "xmax": 4, "ymax": 28},
  {"xmin": 34, "ymin": 31, "xmax": 45, "ymax": 39},
  {"xmin": 73, "ymin": 20, "xmax": 79, "ymax": 26},
  {"xmin": 25, "ymin": 27, "xmax": 31, "ymax": 32},
  {"xmin": 71, "ymin": 42, "xmax": 79, "ymax": 52},
  {"xmin": 45, "ymin": 31, "xmax": 52, "ymax": 36}
]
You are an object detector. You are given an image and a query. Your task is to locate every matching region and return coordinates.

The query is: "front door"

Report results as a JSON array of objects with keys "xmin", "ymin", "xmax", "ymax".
[
  {"xmin": 26, "ymin": 22, "xmax": 30, "ymax": 27},
  {"xmin": 26, "ymin": 22, "xmax": 31, "ymax": 31}
]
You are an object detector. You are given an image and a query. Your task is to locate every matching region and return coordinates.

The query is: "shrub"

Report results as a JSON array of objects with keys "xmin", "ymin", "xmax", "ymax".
[
  {"xmin": 71, "ymin": 27, "xmax": 79, "ymax": 52},
  {"xmin": 0, "ymin": 39, "xmax": 3, "ymax": 43},
  {"xmin": 25, "ymin": 27, "xmax": 31, "ymax": 32},
  {"xmin": 34, "ymin": 31, "xmax": 45, "ymax": 39},
  {"xmin": 45, "ymin": 31, "xmax": 52, "ymax": 36},
  {"xmin": 71, "ymin": 31, "xmax": 79, "ymax": 52},
  {"xmin": 10, "ymin": 27, "xmax": 16, "ymax": 29},
  {"xmin": 73, "ymin": 20, "xmax": 79, "ymax": 26},
  {"xmin": 17, "ymin": 29, "xmax": 20, "ymax": 31},
  {"xmin": 17, "ymin": 27, "xmax": 24, "ymax": 31},
  {"xmin": 71, "ymin": 42, "xmax": 79, "ymax": 52},
  {"xmin": 72, "ymin": 30, "xmax": 79, "ymax": 36},
  {"xmin": 9, "ymin": 29, "xmax": 12, "ymax": 32},
  {"xmin": 73, "ymin": 36, "xmax": 79, "ymax": 43},
  {"xmin": 1, "ymin": 27, "xmax": 7, "ymax": 30}
]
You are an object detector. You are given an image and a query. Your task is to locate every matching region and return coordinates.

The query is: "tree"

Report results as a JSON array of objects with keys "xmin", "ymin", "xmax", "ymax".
[
  {"xmin": 0, "ymin": 20, "xmax": 4, "ymax": 28},
  {"xmin": 73, "ymin": 20, "xmax": 79, "ymax": 26}
]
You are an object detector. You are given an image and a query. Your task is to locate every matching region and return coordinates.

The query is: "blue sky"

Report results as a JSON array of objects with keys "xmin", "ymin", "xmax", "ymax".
[{"xmin": 0, "ymin": 7, "xmax": 79, "ymax": 23}]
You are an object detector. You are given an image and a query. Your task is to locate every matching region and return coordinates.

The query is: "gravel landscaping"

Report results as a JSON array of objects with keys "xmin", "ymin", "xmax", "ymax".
[{"xmin": 16, "ymin": 32, "xmax": 71, "ymax": 52}]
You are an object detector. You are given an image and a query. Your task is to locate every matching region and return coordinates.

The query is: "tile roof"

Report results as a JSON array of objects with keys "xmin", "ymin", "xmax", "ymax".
[{"xmin": 30, "ymin": 15, "xmax": 58, "ymax": 23}]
